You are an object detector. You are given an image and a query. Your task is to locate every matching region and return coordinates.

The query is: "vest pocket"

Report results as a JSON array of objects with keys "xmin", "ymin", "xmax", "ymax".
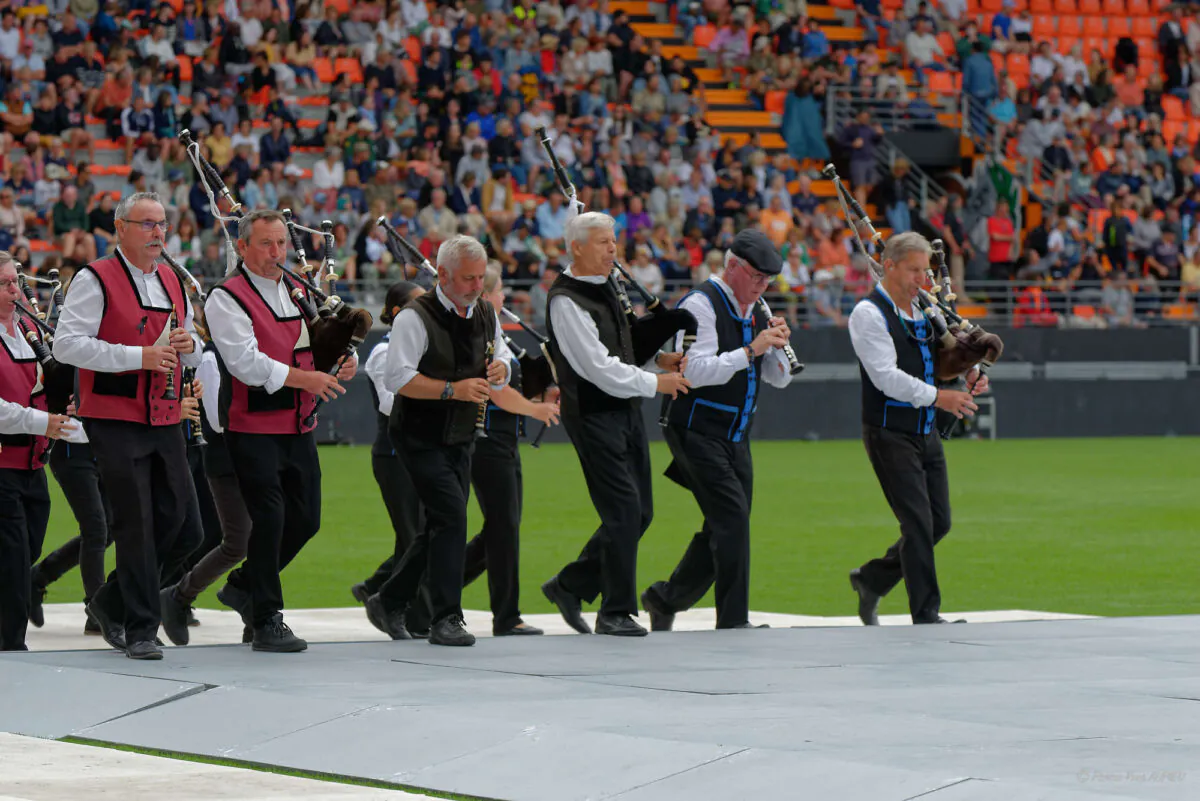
[
  {"xmin": 93, "ymin": 372, "xmax": 139, "ymax": 398},
  {"xmin": 246, "ymin": 386, "xmax": 297, "ymax": 413},
  {"xmin": 687, "ymin": 398, "xmax": 741, "ymax": 440}
]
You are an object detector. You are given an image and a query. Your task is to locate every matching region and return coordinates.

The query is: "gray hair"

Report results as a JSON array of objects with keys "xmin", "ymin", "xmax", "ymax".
[
  {"xmin": 237, "ymin": 209, "xmax": 287, "ymax": 241},
  {"xmin": 114, "ymin": 191, "xmax": 164, "ymax": 221},
  {"xmin": 436, "ymin": 235, "xmax": 487, "ymax": 274},
  {"xmin": 483, "ymin": 262, "xmax": 502, "ymax": 294},
  {"xmin": 564, "ymin": 211, "xmax": 615, "ymax": 253},
  {"xmin": 723, "ymin": 249, "xmax": 751, "ymax": 273},
  {"xmin": 881, "ymin": 231, "xmax": 932, "ymax": 265}
]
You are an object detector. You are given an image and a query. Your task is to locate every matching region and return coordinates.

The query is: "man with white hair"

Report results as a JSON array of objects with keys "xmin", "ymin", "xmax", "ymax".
[
  {"xmin": 846, "ymin": 232, "xmax": 988, "ymax": 626},
  {"xmin": 54, "ymin": 192, "xmax": 204, "ymax": 660},
  {"xmin": 540, "ymin": 211, "xmax": 691, "ymax": 637},
  {"xmin": 365, "ymin": 235, "xmax": 513, "ymax": 647}
]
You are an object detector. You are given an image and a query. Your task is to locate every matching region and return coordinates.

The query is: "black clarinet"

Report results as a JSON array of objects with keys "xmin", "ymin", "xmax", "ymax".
[
  {"xmin": 474, "ymin": 341, "xmax": 494, "ymax": 440},
  {"xmin": 182, "ymin": 365, "xmax": 207, "ymax": 446},
  {"xmin": 657, "ymin": 327, "xmax": 696, "ymax": 427},
  {"xmin": 161, "ymin": 306, "xmax": 179, "ymax": 401},
  {"xmin": 754, "ymin": 298, "xmax": 805, "ymax": 376}
]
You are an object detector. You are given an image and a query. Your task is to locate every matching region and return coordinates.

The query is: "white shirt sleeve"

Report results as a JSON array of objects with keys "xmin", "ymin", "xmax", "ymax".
[
  {"xmin": 195, "ymin": 347, "xmax": 222, "ymax": 434},
  {"xmin": 384, "ymin": 308, "xmax": 427, "ymax": 393},
  {"xmin": 204, "ymin": 289, "xmax": 292, "ymax": 394},
  {"xmin": 52, "ymin": 269, "xmax": 144, "ymax": 373},
  {"xmin": 489, "ymin": 312, "xmax": 513, "ymax": 389},
  {"xmin": 549, "ymin": 295, "xmax": 658, "ymax": 399},
  {"xmin": 364, "ymin": 340, "xmax": 393, "ymax": 416},
  {"xmin": 0, "ymin": 398, "xmax": 49, "ymax": 436},
  {"xmin": 178, "ymin": 290, "xmax": 203, "ymax": 368},
  {"xmin": 848, "ymin": 301, "xmax": 939, "ymax": 408},
  {"xmin": 676, "ymin": 292, "xmax": 750, "ymax": 389}
]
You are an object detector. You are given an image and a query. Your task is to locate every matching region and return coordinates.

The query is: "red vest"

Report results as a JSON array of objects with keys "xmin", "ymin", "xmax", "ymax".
[
  {"xmin": 76, "ymin": 255, "xmax": 186, "ymax": 426},
  {"xmin": 214, "ymin": 268, "xmax": 317, "ymax": 435},
  {"xmin": 0, "ymin": 318, "xmax": 50, "ymax": 470}
]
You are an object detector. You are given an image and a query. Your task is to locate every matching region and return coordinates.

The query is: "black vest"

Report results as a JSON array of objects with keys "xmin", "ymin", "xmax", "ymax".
[
  {"xmin": 667, "ymin": 280, "xmax": 768, "ymax": 442},
  {"xmin": 545, "ymin": 272, "xmax": 638, "ymax": 418},
  {"xmin": 484, "ymin": 354, "xmax": 523, "ymax": 440},
  {"xmin": 397, "ymin": 291, "xmax": 496, "ymax": 447},
  {"xmin": 366, "ymin": 337, "xmax": 395, "ymax": 456},
  {"xmin": 198, "ymin": 343, "xmax": 235, "ymax": 478},
  {"xmin": 858, "ymin": 287, "xmax": 936, "ymax": 435}
]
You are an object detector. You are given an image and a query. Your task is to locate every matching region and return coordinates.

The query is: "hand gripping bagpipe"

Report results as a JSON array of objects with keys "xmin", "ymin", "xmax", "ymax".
[
  {"xmin": 179, "ymin": 130, "xmax": 373, "ymax": 428},
  {"xmin": 535, "ymin": 127, "xmax": 697, "ymax": 368},
  {"xmin": 821, "ymin": 164, "xmax": 1004, "ymax": 391},
  {"xmin": 13, "ymin": 263, "xmax": 74, "ymax": 416}
]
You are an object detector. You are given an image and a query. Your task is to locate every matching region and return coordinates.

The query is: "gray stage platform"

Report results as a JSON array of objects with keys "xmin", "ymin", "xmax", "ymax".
[{"xmin": 2, "ymin": 617, "xmax": 1199, "ymax": 801}]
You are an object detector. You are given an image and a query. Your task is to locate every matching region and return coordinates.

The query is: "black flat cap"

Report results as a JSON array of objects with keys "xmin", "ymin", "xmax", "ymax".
[{"xmin": 731, "ymin": 229, "xmax": 783, "ymax": 276}]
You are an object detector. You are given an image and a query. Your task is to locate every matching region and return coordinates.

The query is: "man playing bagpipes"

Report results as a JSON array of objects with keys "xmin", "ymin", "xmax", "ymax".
[
  {"xmin": 53, "ymin": 193, "xmax": 205, "ymax": 660},
  {"xmin": 0, "ymin": 252, "xmax": 78, "ymax": 651},
  {"xmin": 847, "ymin": 232, "xmax": 990, "ymax": 626},
  {"xmin": 203, "ymin": 210, "xmax": 357, "ymax": 653}
]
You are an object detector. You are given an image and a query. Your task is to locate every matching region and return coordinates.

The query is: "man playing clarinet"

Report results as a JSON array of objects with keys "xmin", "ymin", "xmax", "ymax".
[
  {"xmin": 204, "ymin": 209, "xmax": 354, "ymax": 652},
  {"xmin": 0, "ymin": 252, "xmax": 76, "ymax": 651},
  {"xmin": 641, "ymin": 230, "xmax": 795, "ymax": 632},
  {"xmin": 541, "ymin": 211, "xmax": 691, "ymax": 637},
  {"xmin": 846, "ymin": 232, "xmax": 988, "ymax": 626},
  {"xmin": 365, "ymin": 235, "xmax": 513, "ymax": 647},
  {"xmin": 54, "ymin": 193, "xmax": 204, "ymax": 660}
]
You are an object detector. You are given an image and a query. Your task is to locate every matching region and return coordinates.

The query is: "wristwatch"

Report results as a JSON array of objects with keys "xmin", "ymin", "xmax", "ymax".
[{"xmin": 440, "ymin": 380, "xmax": 454, "ymax": 401}]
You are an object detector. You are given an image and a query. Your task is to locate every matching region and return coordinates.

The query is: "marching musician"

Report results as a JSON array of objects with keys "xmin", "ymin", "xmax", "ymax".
[
  {"xmin": 203, "ymin": 209, "xmax": 354, "ymax": 653},
  {"xmin": 540, "ymin": 212, "xmax": 690, "ymax": 638},
  {"xmin": 53, "ymin": 192, "xmax": 204, "ymax": 661},
  {"xmin": 462, "ymin": 265, "xmax": 558, "ymax": 637},
  {"xmin": 846, "ymin": 232, "xmax": 988, "ymax": 626},
  {"xmin": 0, "ymin": 252, "xmax": 76, "ymax": 651},
  {"xmin": 352, "ymin": 281, "xmax": 430, "ymax": 637},
  {"xmin": 364, "ymin": 236, "xmax": 513, "ymax": 647},
  {"xmin": 641, "ymin": 231, "xmax": 795, "ymax": 632}
]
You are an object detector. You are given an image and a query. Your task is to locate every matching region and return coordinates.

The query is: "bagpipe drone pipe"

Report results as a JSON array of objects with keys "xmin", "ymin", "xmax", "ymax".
[{"xmin": 14, "ymin": 263, "xmax": 74, "ymax": 415}]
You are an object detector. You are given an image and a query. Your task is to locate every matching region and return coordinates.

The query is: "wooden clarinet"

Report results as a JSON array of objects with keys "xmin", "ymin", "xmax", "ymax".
[
  {"xmin": 161, "ymin": 305, "xmax": 179, "ymax": 401},
  {"xmin": 475, "ymin": 341, "xmax": 494, "ymax": 440}
]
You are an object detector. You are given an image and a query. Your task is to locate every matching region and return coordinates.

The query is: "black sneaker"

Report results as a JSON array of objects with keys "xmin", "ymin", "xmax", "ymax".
[
  {"xmin": 159, "ymin": 586, "xmax": 190, "ymax": 646},
  {"xmin": 429, "ymin": 616, "xmax": 475, "ymax": 647},
  {"xmin": 85, "ymin": 599, "xmax": 127, "ymax": 651},
  {"xmin": 28, "ymin": 584, "xmax": 46, "ymax": 628},
  {"xmin": 83, "ymin": 612, "xmax": 102, "ymax": 636},
  {"xmin": 350, "ymin": 582, "xmax": 371, "ymax": 605},
  {"xmin": 251, "ymin": 615, "xmax": 307, "ymax": 653},
  {"xmin": 126, "ymin": 640, "xmax": 163, "ymax": 660},
  {"xmin": 216, "ymin": 582, "xmax": 253, "ymax": 627},
  {"xmin": 365, "ymin": 594, "xmax": 412, "ymax": 640}
]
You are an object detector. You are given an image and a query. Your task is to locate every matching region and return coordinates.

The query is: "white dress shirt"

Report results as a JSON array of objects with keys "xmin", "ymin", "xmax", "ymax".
[
  {"xmin": 848, "ymin": 283, "xmax": 939, "ymax": 409},
  {"xmin": 675, "ymin": 277, "xmax": 792, "ymax": 390},
  {"xmin": 54, "ymin": 248, "xmax": 202, "ymax": 373},
  {"xmin": 363, "ymin": 338, "xmax": 393, "ymax": 416},
  {"xmin": 547, "ymin": 268, "xmax": 658, "ymax": 399},
  {"xmin": 204, "ymin": 267, "xmax": 301, "ymax": 394},
  {"xmin": 0, "ymin": 320, "xmax": 49, "ymax": 437},
  {"xmin": 385, "ymin": 285, "xmax": 512, "ymax": 394},
  {"xmin": 195, "ymin": 346, "xmax": 222, "ymax": 434}
]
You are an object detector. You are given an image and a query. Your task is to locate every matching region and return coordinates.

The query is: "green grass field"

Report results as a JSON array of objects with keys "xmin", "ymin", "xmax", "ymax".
[{"xmin": 37, "ymin": 438, "xmax": 1200, "ymax": 620}]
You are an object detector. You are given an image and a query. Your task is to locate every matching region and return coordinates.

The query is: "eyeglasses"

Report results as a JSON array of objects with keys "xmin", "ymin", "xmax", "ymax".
[{"xmin": 121, "ymin": 219, "xmax": 170, "ymax": 232}]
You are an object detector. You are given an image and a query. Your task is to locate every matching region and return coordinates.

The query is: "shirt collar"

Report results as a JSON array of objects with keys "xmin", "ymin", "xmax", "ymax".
[
  {"xmin": 436, "ymin": 282, "xmax": 474, "ymax": 317},
  {"xmin": 876, "ymin": 281, "xmax": 918, "ymax": 320},
  {"xmin": 116, "ymin": 245, "xmax": 160, "ymax": 279},
  {"xmin": 563, "ymin": 265, "xmax": 607, "ymax": 284},
  {"xmin": 710, "ymin": 274, "xmax": 752, "ymax": 317}
]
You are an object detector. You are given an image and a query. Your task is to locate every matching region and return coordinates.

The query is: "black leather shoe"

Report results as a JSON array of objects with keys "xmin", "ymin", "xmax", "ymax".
[
  {"xmin": 187, "ymin": 606, "xmax": 200, "ymax": 627},
  {"xmin": 351, "ymin": 582, "xmax": 371, "ymax": 605},
  {"xmin": 126, "ymin": 640, "xmax": 163, "ymax": 660},
  {"xmin": 595, "ymin": 613, "xmax": 648, "ymax": 637},
  {"xmin": 640, "ymin": 588, "xmax": 675, "ymax": 632},
  {"xmin": 251, "ymin": 615, "xmax": 307, "ymax": 653},
  {"xmin": 28, "ymin": 584, "xmax": 45, "ymax": 628},
  {"xmin": 159, "ymin": 586, "xmax": 190, "ymax": 646},
  {"xmin": 83, "ymin": 612, "xmax": 101, "ymax": 636},
  {"xmin": 849, "ymin": 568, "xmax": 881, "ymax": 626},
  {"xmin": 494, "ymin": 621, "xmax": 544, "ymax": 636},
  {"xmin": 429, "ymin": 616, "xmax": 475, "ymax": 647},
  {"xmin": 242, "ymin": 625, "xmax": 252, "ymax": 644},
  {"xmin": 728, "ymin": 622, "xmax": 770, "ymax": 629},
  {"xmin": 918, "ymin": 616, "xmax": 967, "ymax": 624},
  {"xmin": 216, "ymin": 582, "xmax": 253, "ymax": 626},
  {"xmin": 86, "ymin": 599, "xmax": 126, "ymax": 651},
  {"xmin": 542, "ymin": 577, "xmax": 591, "ymax": 634},
  {"xmin": 365, "ymin": 594, "xmax": 412, "ymax": 640}
]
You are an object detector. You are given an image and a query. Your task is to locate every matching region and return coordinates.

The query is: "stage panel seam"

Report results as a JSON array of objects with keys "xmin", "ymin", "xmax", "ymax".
[
  {"xmin": 902, "ymin": 777, "xmax": 989, "ymax": 800},
  {"xmin": 598, "ymin": 748, "xmax": 751, "ymax": 799},
  {"xmin": 83, "ymin": 683, "xmax": 215, "ymax": 728}
]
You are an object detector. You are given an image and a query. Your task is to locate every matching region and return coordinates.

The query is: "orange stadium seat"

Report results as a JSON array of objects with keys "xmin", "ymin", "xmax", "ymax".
[
  {"xmin": 178, "ymin": 54, "xmax": 192, "ymax": 83},
  {"xmin": 981, "ymin": 0, "xmax": 1004, "ymax": 11},
  {"xmin": 1126, "ymin": 0, "xmax": 1150, "ymax": 13},
  {"xmin": 1053, "ymin": 0, "xmax": 1076, "ymax": 12},
  {"xmin": 1058, "ymin": 17, "xmax": 1082, "ymax": 36},
  {"xmin": 334, "ymin": 58, "xmax": 363, "ymax": 83},
  {"xmin": 764, "ymin": 90, "xmax": 786, "ymax": 114},
  {"xmin": 1081, "ymin": 17, "xmax": 1104, "ymax": 36},
  {"xmin": 1078, "ymin": 0, "xmax": 1101, "ymax": 13},
  {"xmin": 1101, "ymin": 0, "xmax": 1124, "ymax": 11},
  {"xmin": 693, "ymin": 25, "xmax": 716, "ymax": 49},
  {"xmin": 1029, "ymin": 0, "xmax": 1053, "ymax": 12},
  {"xmin": 1057, "ymin": 36, "xmax": 1080, "ymax": 55},
  {"xmin": 313, "ymin": 57, "xmax": 334, "ymax": 84},
  {"xmin": 1131, "ymin": 18, "xmax": 1155, "ymax": 37},
  {"xmin": 1032, "ymin": 15, "xmax": 1056, "ymax": 38},
  {"xmin": 1107, "ymin": 18, "xmax": 1131, "ymax": 38}
]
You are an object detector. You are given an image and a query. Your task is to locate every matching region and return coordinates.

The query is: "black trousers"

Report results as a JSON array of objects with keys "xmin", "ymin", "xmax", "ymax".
[
  {"xmin": 362, "ymin": 453, "xmax": 424, "ymax": 596},
  {"xmin": 225, "ymin": 432, "xmax": 321, "ymax": 627},
  {"xmin": 648, "ymin": 427, "xmax": 753, "ymax": 629},
  {"xmin": 378, "ymin": 433, "xmax": 471, "ymax": 625},
  {"xmin": 557, "ymin": 407, "xmax": 653, "ymax": 616},
  {"xmin": 86, "ymin": 420, "xmax": 192, "ymax": 644},
  {"xmin": 463, "ymin": 430, "xmax": 523, "ymax": 632},
  {"xmin": 33, "ymin": 443, "xmax": 113, "ymax": 603},
  {"xmin": 855, "ymin": 425, "xmax": 952, "ymax": 623},
  {"xmin": 0, "ymin": 468, "xmax": 51, "ymax": 650},
  {"xmin": 164, "ymin": 444, "xmax": 223, "ymax": 585}
]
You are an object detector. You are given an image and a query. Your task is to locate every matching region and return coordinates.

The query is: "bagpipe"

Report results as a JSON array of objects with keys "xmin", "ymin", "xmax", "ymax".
[
  {"xmin": 821, "ymin": 164, "xmax": 1004, "ymax": 392},
  {"xmin": 13, "ymin": 263, "xmax": 74, "ymax": 416},
  {"xmin": 179, "ymin": 129, "xmax": 373, "ymax": 428},
  {"xmin": 534, "ymin": 126, "xmax": 697, "ymax": 367}
]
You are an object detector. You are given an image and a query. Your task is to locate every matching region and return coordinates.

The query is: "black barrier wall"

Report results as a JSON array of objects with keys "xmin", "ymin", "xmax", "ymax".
[{"xmin": 316, "ymin": 326, "xmax": 1200, "ymax": 443}]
